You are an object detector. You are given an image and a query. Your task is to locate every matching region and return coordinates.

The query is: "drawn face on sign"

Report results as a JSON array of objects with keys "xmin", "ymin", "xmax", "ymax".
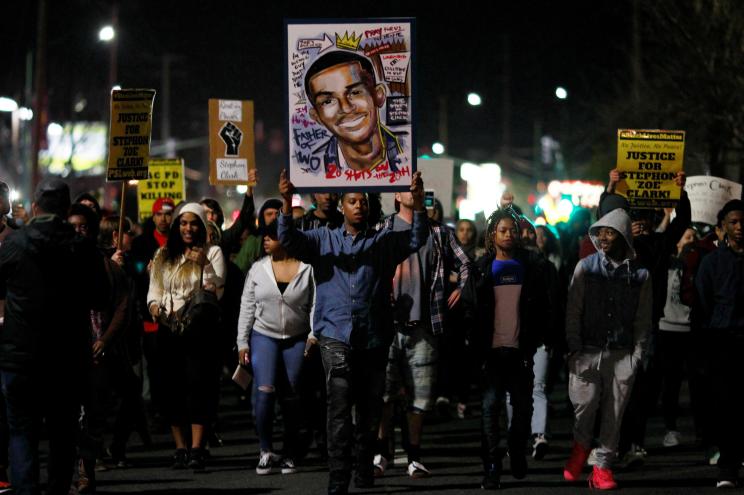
[{"xmin": 307, "ymin": 59, "xmax": 386, "ymax": 170}]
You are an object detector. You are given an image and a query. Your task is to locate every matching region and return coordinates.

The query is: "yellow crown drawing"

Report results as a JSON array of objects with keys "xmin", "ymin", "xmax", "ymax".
[{"xmin": 335, "ymin": 31, "xmax": 362, "ymax": 51}]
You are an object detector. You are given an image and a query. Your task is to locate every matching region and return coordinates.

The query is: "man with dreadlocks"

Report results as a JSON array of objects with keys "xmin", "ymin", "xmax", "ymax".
[{"xmin": 463, "ymin": 209, "xmax": 554, "ymax": 490}]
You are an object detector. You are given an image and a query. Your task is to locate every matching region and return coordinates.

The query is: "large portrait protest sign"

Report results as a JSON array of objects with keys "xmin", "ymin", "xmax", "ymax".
[
  {"xmin": 684, "ymin": 175, "xmax": 742, "ymax": 226},
  {"xmin": 208, "ymin": 99, "xmax": 256, "ymax": 185},
  {"xmin": 285, "ymin": 18, "xmax": 415, "ymax": 192},
  {"xmin": 137, "ymin": 158, "xmax": 185, "ymax": 222},
  {"xmin": 615, "ymin": 129, "xmax": 685, "ymax": 208},
  {"xmin": 107, "ymin": 89, "xmax": 156, "ymax": 181}
]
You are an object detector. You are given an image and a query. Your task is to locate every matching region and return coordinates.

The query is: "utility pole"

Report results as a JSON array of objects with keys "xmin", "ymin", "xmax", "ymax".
[
  {"xmin": 500, "ymin": 34, "xmax": 512, "ymax": 160},
  {"xmin": 30, "ymin": 0, "xmax": 47, "ymax": 192},
  {"xmin": 437, "ymin": 95, "xmax": 449, "ymax": 151},
  {"xmin": 161, "ymin": 53, "xmax": 175, "ymax": 157}
]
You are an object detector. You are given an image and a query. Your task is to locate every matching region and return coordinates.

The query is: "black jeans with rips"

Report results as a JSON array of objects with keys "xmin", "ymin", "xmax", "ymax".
[{"xmin": 319, "ymin": 335, "xmax": 387, "ymax": 489}]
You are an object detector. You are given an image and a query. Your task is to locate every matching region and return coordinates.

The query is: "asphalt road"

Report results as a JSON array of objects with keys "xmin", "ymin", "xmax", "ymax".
[{"xmin": 57, "ymin": 381, "xmax": 722, "ymax": 494}]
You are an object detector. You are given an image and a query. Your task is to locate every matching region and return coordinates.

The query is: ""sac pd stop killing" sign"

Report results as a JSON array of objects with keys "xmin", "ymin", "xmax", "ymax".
[
  {"xmin": 615, "ymin": 129, "xmax": 685, "ymax": 208},
  {"xmin": 137, "ymin": 158, "xmax": 185, "ymax": 222}
]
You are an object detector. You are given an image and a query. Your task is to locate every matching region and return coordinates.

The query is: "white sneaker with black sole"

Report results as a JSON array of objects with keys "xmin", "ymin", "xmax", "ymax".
[
  {"xmin": 407, "ymin": 460, "xmax": 431, "ymax": 478},
  {"xmin": 280, "ymin": 457, "xmax": 297, "ymax": 474},
  {"xmin": 256, "ymin": 451, "xmax": 280, "ymax": 475}
]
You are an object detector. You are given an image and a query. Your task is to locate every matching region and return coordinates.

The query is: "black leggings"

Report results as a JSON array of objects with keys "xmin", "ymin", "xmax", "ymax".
[{"xmin": 157, "ymin": 324, "xmax": 220, "ymax": 426}]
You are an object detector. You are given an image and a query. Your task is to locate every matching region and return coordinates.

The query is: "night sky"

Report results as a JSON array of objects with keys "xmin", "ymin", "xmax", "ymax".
[{"xmin": 2, "ymin": 1, "xmax": 635, "ymax": 189}]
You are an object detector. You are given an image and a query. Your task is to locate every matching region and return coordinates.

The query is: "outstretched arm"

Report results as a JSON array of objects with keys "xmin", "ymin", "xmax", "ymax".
[
  {"xmin": 381, "ymin": 171, "xmax": 430, "ymax": 263},
  {"xmin": 277, "ymin": 169, "xmax": 321, "ymax": 261}
]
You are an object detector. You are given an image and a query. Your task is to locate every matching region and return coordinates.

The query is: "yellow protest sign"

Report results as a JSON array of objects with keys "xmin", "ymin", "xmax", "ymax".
[
  {"xmin": 107, "ymin": 89, "xmax": 156, "ymax": 181},
  {"xmin": 208, "ymin": 99, "xmax": 256, "ymax": 185},
  {"xmin": 615, "ymin": 129, "xmax": 685, "ymax": 208},
  {"xmin": 137, "ymin": 158, "xmax": 185, "ymax": 222}
]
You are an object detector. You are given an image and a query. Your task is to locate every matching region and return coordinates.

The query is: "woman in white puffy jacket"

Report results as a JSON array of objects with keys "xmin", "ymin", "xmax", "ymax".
[
  {"xmin": 237, "ymin": 220, "xmax": 315, "ymax": 475},
  {"xmin": 147, "ymin": 203, "xmax": 225, "ymax": 471}
]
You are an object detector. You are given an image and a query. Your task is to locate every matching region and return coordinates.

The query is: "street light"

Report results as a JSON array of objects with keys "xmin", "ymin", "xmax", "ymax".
[
  {"xmin": 432, "ymin": 142, "xmax": 445, "ymax": 155},
  {"xmin": 98, "ymin": 25, "xmax": 115, "ymax": 42},
  {"xmin": 0, "ymin": 97, "xmax": 19, "ymax": 112},
  {"xmin": 467, "ymin": 93, "xmax": 482, "ymax": 106},
  {"xmin": 555, "ymin": 86, "xmax": 568, "ymax": 100},
  {"xmin": 17, "ymin": 108, "xmax": 33, "ymax": 121}
]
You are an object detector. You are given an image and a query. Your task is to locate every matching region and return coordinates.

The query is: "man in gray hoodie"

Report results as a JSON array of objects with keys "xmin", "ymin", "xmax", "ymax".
[{"xmin": 562, "ymin": 208, "xmax": 652, "ymax": 490}]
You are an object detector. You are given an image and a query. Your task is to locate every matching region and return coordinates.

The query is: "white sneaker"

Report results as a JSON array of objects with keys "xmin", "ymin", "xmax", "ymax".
[
  {"xmin": 708, "ymin": 449, "xmax": 721, "ymax": 466},
  {"xmin": 373, "ymin": 454, "xmax": 388, "ymax": 477},
  {"xmin": 622, "ymin": 444, "xmax": 647, "ymax": 469},
  {"xmin": 280, "ymin": 457, "xmax": 297, "ymax": 474},
  {"xmin": 532, "ymin": 434, "xmax": 549, "ymax": 460},
  {"xmin": 587, "ymin": 448, "xmax": 599, "ymax": 466},
  {"xmin": 407, "ymin": 460, "xmax": 431, "ymax": 478},
  {"xmin": 256, "ymin": 451, "xmax": 280, "ymax": 475},
  {"xmin": 716, "ymin": 480, "xmax": 736, "ymax": 489},
  {"xmin": 663, "ymin": 430, "xmax": 682, "ymax": 448}
]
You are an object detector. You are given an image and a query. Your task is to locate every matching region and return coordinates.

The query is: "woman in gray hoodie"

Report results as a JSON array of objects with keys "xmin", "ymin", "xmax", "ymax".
[{"xmin": 237, "ymin": 220, "xmax": 315, "ymax": 476}]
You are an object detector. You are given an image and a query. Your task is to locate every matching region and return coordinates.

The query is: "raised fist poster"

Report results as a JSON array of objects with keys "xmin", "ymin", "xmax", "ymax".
[
  {"xmin": 285, "ymin": 18, "xmax": 416, "ymax": 192},
  {"xmin": 208, "ymin": 99, "xmax": 256, "ymax": 185}
]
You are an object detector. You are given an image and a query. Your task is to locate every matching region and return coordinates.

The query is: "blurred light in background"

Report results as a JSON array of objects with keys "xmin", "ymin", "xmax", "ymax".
[
  {"xmin": 98, "ymin": 25, "xmax": 115, "ymax": 42},
  {"xmin": 0, "ymin": 97, "xmax": 18, "ymax": 112},
  {"xmin": 467, "ymin": 93, "xmax": 482, "ymax": 106},
  {"xmin": 47, "ymin": 122, "xmax": 64, "ymax": 137},
  {"xmin": 459, "ymin": 162, "xmax": 505, "ymax": 220},
  {"xmin": 17, "ymin": 107, "xmax": 33, "ymax": 120},
  {"xmin": 534, "ymin": 180, "xmax": 604, "ymax": 224}
]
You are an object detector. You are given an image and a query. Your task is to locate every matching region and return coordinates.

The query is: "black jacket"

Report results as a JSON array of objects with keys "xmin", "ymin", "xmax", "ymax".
[
  {"xmin": 695, "ymin": 244, "xmax": 744, "ymax": 332},
  {"xmin": 130, "ymin": 218, "xmax": 161, "ymax": 321},
  {"xmin": 462, "ymin": 248, "xmax": 555, "ymax": 361},
  {"xmin": 0, "ymin": 215, "xmax": 109, "ymax": 372}
]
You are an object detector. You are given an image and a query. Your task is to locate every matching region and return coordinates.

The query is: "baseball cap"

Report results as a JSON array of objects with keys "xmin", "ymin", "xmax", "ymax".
[{"xmin": 152, "ymin": 197, "xmax": 175, "ymax": 214}]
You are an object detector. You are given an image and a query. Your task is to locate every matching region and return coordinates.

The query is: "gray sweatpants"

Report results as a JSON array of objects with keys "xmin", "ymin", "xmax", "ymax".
[{"xmin": 568, "ymin": 349, "xmax": 638, "ymax": 469}]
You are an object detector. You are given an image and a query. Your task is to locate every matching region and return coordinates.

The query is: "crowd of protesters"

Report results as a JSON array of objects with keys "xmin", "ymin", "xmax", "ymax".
[{"xmin": 0, "ymin": 165, "xmax": 743, "ymax": 494}]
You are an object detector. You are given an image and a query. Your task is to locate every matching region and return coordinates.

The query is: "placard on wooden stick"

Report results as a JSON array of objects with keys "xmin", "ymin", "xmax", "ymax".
[
  {"xmin": 208, "ymin": 99, "xmax": 256, "ymax": 185},
  {"xmin": 107, "ymin": 89, "xmax": 156, "ymax": 181}
]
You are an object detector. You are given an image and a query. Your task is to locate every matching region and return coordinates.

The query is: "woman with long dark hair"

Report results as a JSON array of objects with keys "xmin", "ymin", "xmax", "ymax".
[{"xmin": 147, "ymin": 203, "xmax": 225, "ymax": 471}]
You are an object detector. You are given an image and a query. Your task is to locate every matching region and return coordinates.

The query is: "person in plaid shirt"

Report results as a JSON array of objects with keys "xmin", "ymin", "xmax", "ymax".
[{"xmin": 373, "ymin": 191, "xmax": 471, "ymax": 478}]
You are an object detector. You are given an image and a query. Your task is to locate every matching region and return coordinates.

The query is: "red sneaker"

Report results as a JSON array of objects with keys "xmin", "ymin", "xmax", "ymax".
[
  {"xmin": 588, "ymin": 465, "xmax": 618, "ymax": 490},
  {"xmin": 563, "ymin": 442, "xmax": 591, "ymax": 481}
]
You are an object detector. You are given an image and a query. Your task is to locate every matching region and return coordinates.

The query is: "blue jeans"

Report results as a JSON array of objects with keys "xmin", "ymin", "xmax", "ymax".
[
  {"xmin": 250, "ymin": 332, "xmax": 306, "ymax": 454},
  {"xmin": 1, "ymin": 369, "xmax": 79, "ymax": 495}
]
